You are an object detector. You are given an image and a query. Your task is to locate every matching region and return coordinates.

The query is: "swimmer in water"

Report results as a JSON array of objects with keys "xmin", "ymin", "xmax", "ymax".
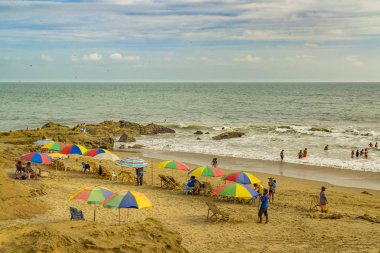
[
  {"xmin": 303, "ymin": 148, "xmax": 308, "ymax": 158},
  {"xmin": 324, "ymin": 145, "xmax": 329, "ymax": 151},
  {"xmin": 369, "ymin": 142, "xmax": 373, "ymax": 148},
  {"xmin": 364, "ymin": 149, "xmax": 368, "ymax": 159},
  {"xmin": 298, "ymin": 150, "xmax": 303, "ymax": 159},
  {"xmin": 356, "ymin": 149, "xmax": 359, "ymax": 158},
  {"xmin": 375, "ymin": 142, "xmax": 378, "ymax": 148},
  {"xmin": 351, "ymin": 150, "xmax": 355, "ymax": 159}
]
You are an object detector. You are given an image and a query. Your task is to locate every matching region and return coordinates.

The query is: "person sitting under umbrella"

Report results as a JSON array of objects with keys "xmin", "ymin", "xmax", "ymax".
[
  {"xmin": 25, "ymin": 162, "xmax": 37, "ymax": 179},
  {"xmin": 184, "ymin": 176, "xmax": 196, "ymax": 194}
]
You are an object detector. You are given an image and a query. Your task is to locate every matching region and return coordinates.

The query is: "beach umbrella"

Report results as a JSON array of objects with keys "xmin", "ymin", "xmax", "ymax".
[
  {"xmin": 33, "ymin": 139, "xmax": 52, "ymax": 146},
  {"xmin": 212, "ymin": 182, "xmax": 259, "ymax": 200},
  {"xmin": 118, "ymin": 158, "xmax": 148, "ymax": 168},
  {"xmin": 188, "ymin": 165, "xmax": 224, "ymax": 178},
  {"xmin": 20, "ymin": 152, "xmax": 52, "ymax": 165},
  {"xmin": 157, "ymin": 160, "xmax": 190, "ymax": 171},
  {"xmin": 93, "ymin": 153, "xmax": 120, "ymax": 161},
  {"xmin": 60, "ymin": 144, "xmax": 87, "ymax": 155},
  {"xmin": 70, "ymin": 186, "xmax": 113, "ymax": 221},
  {"xmin": 222, "ymin": 171, "xmax": 261, "ymax": 185},
  {"xmin": 103, "ymin": 190, "xmax": 153, "ymax": 225},
  {"xmin": 46, "ymin": 153, "xmax": 68, "ymax": 160},
  {"xmin": 85, "ymin": 148, "xmax": 111, "ymax": 157},
  {"xmin": 42, "ymin": 141, "xmax": 66, "ymax": 152}
]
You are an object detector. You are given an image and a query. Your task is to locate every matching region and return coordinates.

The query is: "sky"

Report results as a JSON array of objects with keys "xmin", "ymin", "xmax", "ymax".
[{"xmin": 0, "ymin": 0, "xmax": 380, "ymax": 82}]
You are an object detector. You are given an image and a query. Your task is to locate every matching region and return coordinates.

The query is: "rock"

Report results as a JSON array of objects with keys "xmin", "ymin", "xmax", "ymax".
[
  {"xmin": 141, "ymin": 123, "xmax": 175, "ymax": 135},
  {"xmin": 128, "ymin": 144, "xmax": 144, "ymax": 149},
  {"xmin": 194, "ymin": 130, "xmax": 203, "ymax": 135},
  {"xmin": 196, "ymin": 138, "xmax": 201, "ymax": 140},
  {"xmin": 212, "ymin": 132, "xmax": 245, "ymax": 140},
  {"xmin": 205, "ymin": 132, "xmax": 210, "ymax": 134},
  {"xmin": 41, "ymin": 122, "xmax": 69, "ymax": 130},
  {"xmin": 118, "ymin": 133, "xmax": 136, "ymax": 143}
]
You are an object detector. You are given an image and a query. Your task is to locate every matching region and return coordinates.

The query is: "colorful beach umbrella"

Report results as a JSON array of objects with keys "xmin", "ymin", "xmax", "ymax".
[
  {"xmin": 60, "ymin": 144, "xmax": 87, "ymax": 155},
  {"xmin": 103, "ymin": 190, "xmax": 153, "ymax": 224},
  {"xmin": 70, "ymin": 186, "xmax": 113, "ymax": 221},
  {"xmin": 222, "ymin": 171, "xmax": 261, "ymax": 185},
  {"xmin": 42, "ymin": 141, "xmax": 66, "ymax": 152},
  {"xmin": 20, "ymin": 152, "xmax": 52, "ymax": 165},
  {"xmin": 34, "ymin": 139, "xmax": 53, "ymax": 146},
  {"xmin": 85, "ymin": 148, "xmax": 111, "ymax": 157},
  {"xmin": 93, "ymin": 153, "xmax": 120, "ymax": 161},
  {"xmin": 188, "ymin": 165, "xmax": 224, "ymax": 178},
  {"xmin": 212, "ymin": 182, "xmax": 259, "ymax": 200},
  {"xmin": 46, "ymin": 153, "xmax": 68, "ymax": 160},
  {"xmin": 118, "ymin": 158, "xmax": 148, "ymax": 168},
  {"xmin": 157, "ymin": 160, "xmax": 190, "ymax": 171}
]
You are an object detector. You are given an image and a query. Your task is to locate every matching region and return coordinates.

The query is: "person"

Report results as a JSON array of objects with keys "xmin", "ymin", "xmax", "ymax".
[
  {"xmin": 268, "ymin": 178, "xmax": 276, "ymax": 203},
  {"xmin": 98, "ymin": 164, "xmax": 103, "ymax": 176},
  {"xmin": 280, "ymin": 150, "xmax": 284, "ymax": 162},
  {"xmin": 356, "ymin": 149, "xmax": 360, "ymax": 158},
  {"xmin": 298, "ymin": 150, "xmax": 303, "ymax": 159},
  {"xmin": 258, "ymin": 188, "xmax": 269, "ymax": 223},
  {"xmin": 211, "ymin": 158, "xmax": 218, "ymax": 168},
  {"xmin": 375, "ymin": 142, "xmax": 378, "ymax": 148},
  {"xmin": 136, "ymin": 167, "xmax": 144, "ymax": 186},
  {"xmin": 15, "ymin": 161, "xmax": 23, "ymax": 172},
  {"xmin": 360, "ymin": 149, "xmax": 364, "ymax": 157},
  {"xmin": 364, "ymin": 149, "xmax": 368, "ymax": 159},
  {"xmin": 25, "ymin": 162, "xmax": 33, "ymax": 179},
  {"xmin": 253, "ymin": 183, "xmax": 264, "ymax": 196},
  {"xmin": 81, "ymin": 162, "xmax": 86, "ymax": 173},
  {"xmin": 369, "ymin": 142, "xmax": 373, "ymax": 148},
  {"xmin": 351, "ymin": 150, "xmax": 355, "ymax": 159},
  {"xmin": 303, "ymin": 148, "xmax": 308, "ymax": 158},
  {"xmin": 324, "ymin": 145, "xmax": 329, "ymax": 151},
  {"xmin": 320, "ymin": 186, "xmax": 328, "ymax": 213},
  {"xmin": 184, "ymin": 176, "xmax": 196, "ymax": 194}
]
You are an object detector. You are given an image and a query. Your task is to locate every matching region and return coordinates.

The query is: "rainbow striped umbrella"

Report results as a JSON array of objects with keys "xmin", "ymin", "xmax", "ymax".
[
  {"xmin": 188, "ymin": 166, "xmax": 224, "ymax": 178},
  {"xmin": 60, "ymin": 144, "xmax": 87, "ymax": 155},
  {"xmin": 222, "ymin": 171, "xmax": 261, "ymax": 185},
  {"xmin": 85, "ymin": 148, "xmax": 111, "ymax": 157},
  {"xmin": 117, "ymin": 158, "xmax": 148, "ymax": 168},
  {"xmin": 70, "ymin": 186, "xmax": 113, "ymax": 221},
  {"xmin": 21, "ymin": 152, "xmax": 52, "ymax": 165},
  {"xmin": 157, "ymin": 160, "xmax": 189, "ymax": 171},
  {"xmin": 103, "ymin": 190, "xmax": 153, "ymax": 224},
  {"xmin": 212, "ymin": 182, "xmax": 259, "ymax": 200},
  {"xmin": 42, "ymin": 141, "xmax": 66, "ymax": 152}
]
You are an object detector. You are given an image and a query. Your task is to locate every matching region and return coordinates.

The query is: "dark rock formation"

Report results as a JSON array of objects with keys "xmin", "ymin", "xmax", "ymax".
[
  {"xmin": 194, "ymin": 130, "xmax": 203, "ymax": 135},
  {"xmin": 212, "ymin": 132, "xmax": 245, "ymax": 140},
  {"xmin": 118, "ymin": 133, "xmax": 136, "ymax": 143},
  {"xmin": 141, "ymin": 123, "xmax": 175, "ymax": 135}
]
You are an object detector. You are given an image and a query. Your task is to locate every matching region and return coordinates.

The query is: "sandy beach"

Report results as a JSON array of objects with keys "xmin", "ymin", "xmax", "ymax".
[{"xmin": 0, "ymin": 141, "xmax": 379, "ymax": 252}]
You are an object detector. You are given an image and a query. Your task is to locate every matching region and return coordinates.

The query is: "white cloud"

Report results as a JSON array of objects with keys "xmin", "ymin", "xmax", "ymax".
[
  {"xmin": 40, "ymin": 54, "xmax": 53, "ymax": 62},
  {"xmin": 233, "ymin": 55, "xmax": 262, "ymax": 64},
  {"xmin": 109, "ymin": 53, "xmax": 140, "ymax": 61},
  {"xmin": 345, "ymin": 56, "xmax": 363, "ymax": 66},
  {"xmin": 70, "ymin": 55, "xmax": 80, "ymax": 62},
  {"xmin": 82, "ymin": 53, "xmax": 102, "ymax": 61}
]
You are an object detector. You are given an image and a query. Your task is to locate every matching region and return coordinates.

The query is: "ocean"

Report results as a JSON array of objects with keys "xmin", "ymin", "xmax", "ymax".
[{"xmin": 1, "ymin": 82, "xmax": 379, "ymax": 172}]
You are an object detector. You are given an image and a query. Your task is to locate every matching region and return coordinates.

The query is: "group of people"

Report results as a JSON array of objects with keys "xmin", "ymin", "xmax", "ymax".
[
  {"xmin": 368, "ymin": 142, "xmax": 378, "ymax": 148},
  {"xmin": 15, "ymin": 161, "xmax": 38, "ymax": 180},
  {"xmin": 298, "ymin": 148, "xmax": 308, "ymax": 159},
  {"xmin": 351, "ymin": 148, "xmax": 369, "ymax": 159}
]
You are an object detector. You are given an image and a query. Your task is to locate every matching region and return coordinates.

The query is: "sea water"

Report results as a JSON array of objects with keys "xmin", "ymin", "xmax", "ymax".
[{"xmin": 1, "ymin": 82, "xmax": 379, "ymax": 172}]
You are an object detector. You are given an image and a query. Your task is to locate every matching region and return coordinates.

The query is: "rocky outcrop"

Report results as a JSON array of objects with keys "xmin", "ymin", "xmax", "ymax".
[
  {"xmin": 41, "ymin": 122, "xmax": 70, "ymax": 130},
  {"xmin": 118, "ymin": 133, "xmax": 136, "ymax": 143},
  {"xmin": 141, "ymin": 123, "xmax": 175, "ymax": 135},
  {"xmin": 212, "ymin": 131, "xmax": 245, "ymax": 140},
  {"xmin": 128, "ymin": 144, "xmax": 144, "ymax": 149},
  {"xmin": 194, "ymin": 130, "xmax": 203, "ymax": 135}
]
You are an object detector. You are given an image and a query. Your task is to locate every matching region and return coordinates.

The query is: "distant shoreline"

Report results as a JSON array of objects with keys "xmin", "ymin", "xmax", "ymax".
[{"xmin": 129, "ymin": 148, "xmax": 380, "ymax": 190}]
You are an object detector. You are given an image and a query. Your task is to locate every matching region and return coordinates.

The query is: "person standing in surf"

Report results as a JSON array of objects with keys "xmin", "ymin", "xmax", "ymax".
[
  {"xmin": 298, "ymin": 150, "xmax": 303, "ymax": 159},
  {"xmin": 303, "ymin": 148, "xmax": 308, "ymax": 158},
  {"xmin": 356, "ymin": 149, "xmax": 360, "ymax": 158},
  {"xmin": 280, "ymin": 150, "xmax": 284, "ymax": 162},
  {"xmin": 351, "ymin": 150, "xmax": 355, "ymax": 159}
]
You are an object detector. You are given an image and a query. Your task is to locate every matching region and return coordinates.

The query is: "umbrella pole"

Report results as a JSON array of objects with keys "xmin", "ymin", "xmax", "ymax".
[
  {"xmin": 151, "ymin": 162, "xmax": 154, "ymax": 186},
  {"xmin": 119, "ymin": 208, "xmax": 120, "ymax": 225},
  {"xmin": 94, "ymin": 205, "xmax": 96, "ymax": 221}
]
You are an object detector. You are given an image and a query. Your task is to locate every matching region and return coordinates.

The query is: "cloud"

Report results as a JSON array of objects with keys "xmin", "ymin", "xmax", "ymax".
[
  {"xmin": 233, "ymin": 54, "xmax": 261, "ymax": 64},
  {"xmin": 296, "ymin": 54, "xmax": 315, "ymax": 60},
  {"xmin": 109, "ymin": 53, "xmax": 140, "ymax": 61},
  {"xmin": 82, "ymin": 53, "xmax": 102, "ymax": 61},
  {"xmin": 70, "ymin": 55, "xmax": 80, "ymax": 62},
  {"xmin": 40, "ymin": 54, "xmax": 53, "ymax": 62},
  {"xmin": 345, "ymin": 56, "xmax": 363, "ymax": 66},
  {"xmin": 304, "ymin": 43, "xmax": 319, "ymax": 48}
]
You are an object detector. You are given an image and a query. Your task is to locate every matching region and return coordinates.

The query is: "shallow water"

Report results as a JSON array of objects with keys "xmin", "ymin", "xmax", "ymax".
[{"xmin": 1, "ymin": 82, "xmax": 380, "ymax": 171}]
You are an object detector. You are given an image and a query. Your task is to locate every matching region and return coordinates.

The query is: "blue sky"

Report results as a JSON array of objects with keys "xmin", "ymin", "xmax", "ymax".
[{"xmin": 0, "ymin": 0, "xmax": 379, "ymax": 82}]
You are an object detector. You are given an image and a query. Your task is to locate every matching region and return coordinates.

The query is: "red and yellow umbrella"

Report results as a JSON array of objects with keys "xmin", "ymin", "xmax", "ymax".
[
  {"xmin": 60, "ymin": 144, "xmax": 87, "ymax": 155},
  {"xmin": 85, "ymin": 148, "xmax": 111, "ymax": 157},
  {"xmin": 222, "ymin": 171, "xmax": 261, "ymax": 185},
  {"xmin": 188, "ymin": 165, "xmax": 224, "ymax": 177}
]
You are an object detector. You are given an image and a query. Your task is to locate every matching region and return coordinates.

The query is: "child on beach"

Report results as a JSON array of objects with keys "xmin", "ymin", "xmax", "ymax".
[
  {"xmin": 253, "ymin": 183, "xmax": 264, "ymax": 196},
  {"xmin": 268, "ymin": 178, "xmax": 276, "ymax": 203},
  {"xmin": 258, "ymin": 188, "xmax": 269, "ymax": 223},
  {"xmin": 320, "ymin": 186, "xmax": 328, "ymax": 213},
  {"xmin": 280, "ymin": 150, "xmax": 284, "ymax": 161}
]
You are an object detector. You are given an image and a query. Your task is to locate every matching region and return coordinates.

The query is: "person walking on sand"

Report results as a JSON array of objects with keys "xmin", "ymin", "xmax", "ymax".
[
  {"xmin": 298, "ymin": 150, "xmax": 303, "ymax": 159},
  {"xmin": 136, "ymin": 167, "xmax": 144, "ymax": 186},
  {"xmin": 320, "ymin": 186, "xmax": 328, "ymax": 213},
  {"xmin": 211, "ymin": 158, "xmax": 218, "ymax": 168},
  {"xmin": 258, "ymin": 188, "xmax": 269, "ymax": 223},
  {"xmin": 303, "ymin": 148, "xmax": 308, "ymax": 158},
  {"xmin": 280, "ymin": 150, "xmax": 284, "ymax": 162},
  {"xmin": 351, "ymin": 150, "xmax": 355, "ymax": 159}
]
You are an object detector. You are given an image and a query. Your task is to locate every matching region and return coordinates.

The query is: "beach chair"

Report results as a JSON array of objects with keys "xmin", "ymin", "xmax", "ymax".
[
  {"xmin": 70, "ymin": 207, "xmax": 84, "ymax": 220},
  {"xmin": 206, "ymin": 202, "xmax": 229, "ymax": 222},
  {"xmin": 158, "ymin": 174, "xmax": 175, "ymax": 189},
  {"xmin": 202, "ymin": 182, "xmax": 214, "ymax": 195},
  {"xmin": 166, "ymin": 176, "xmax": 181, "ymax": 189},
  {"xmin": 183, "ymin": 183, "xmax": 194, "ymax": 195},
  {"xmin": 309, "ymin": 195, "xmax": 320, "ymax": 211}
]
